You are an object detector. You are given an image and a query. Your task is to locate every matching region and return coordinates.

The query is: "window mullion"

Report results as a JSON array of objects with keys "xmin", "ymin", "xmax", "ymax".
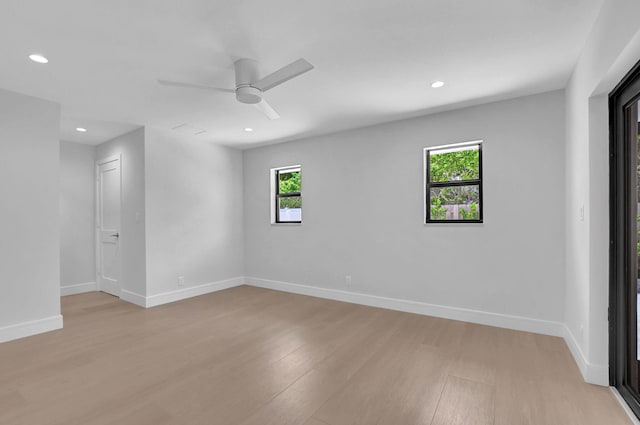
[
  {"xmin": 276, "ymin": 193, "xmax": 301, "ymax": 198},
  {"xmin": 428, "ymin": 180, "xmax": 481, "ymax": 188}
]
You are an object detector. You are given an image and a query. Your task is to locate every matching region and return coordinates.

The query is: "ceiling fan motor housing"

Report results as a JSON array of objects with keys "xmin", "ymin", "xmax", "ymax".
[
  {"xmin": 236, "ymin": 85, "xmax": 262, "ymax": 104},
  {"xmin": 234, "ymin": 58, "xmax": 262, "ymax": 104}
]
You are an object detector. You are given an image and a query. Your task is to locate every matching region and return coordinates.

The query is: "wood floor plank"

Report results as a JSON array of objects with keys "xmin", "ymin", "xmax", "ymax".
[
  {"xmin": 313, "ymin": 316, "xmax": 452, "ymax": 425},
  {"xmin": 303, "ymin": 418, "xmax": 331, "ymax": 425},
  {"xmin": 430, "ymin": 375, "xmax": 495, "ymax": 425},
  {"xmin": 0, "ymin": 286, "xmax": 633, "ymax": 425},
  {"xmin": 422, "ymin": 316, "xmax": 469, "ymax": 349},
  {"xmin": 238, "ymin": 369, "xmax": 345, "ymax": 425},
  {"xmin": 449, "ymin": 344, "xmax": 497, "ymax": 386},
  {"xmin": 373, "ymin": 345, "xmax": 452, "ymax": 425}
]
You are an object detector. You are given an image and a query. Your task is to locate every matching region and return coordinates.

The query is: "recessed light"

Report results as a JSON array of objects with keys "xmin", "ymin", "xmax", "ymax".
[
  {"xmin": 76, "ymin": 127, "xmax": 87, "ymax": 133},
  {"xmin": 431, "ymin": 81, "xmax": 445, "ymax": 88},
  {"xmin": 244, "ymin": 127, "xmax": 254, "ymax": 132},
  {"xmin": 29, "ymin": 54, "xmax": 48, "ymax": 64}
]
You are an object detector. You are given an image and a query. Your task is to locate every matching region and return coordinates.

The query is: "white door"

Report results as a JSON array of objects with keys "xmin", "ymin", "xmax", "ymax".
[{"xmin": 96, "ymin": 156, "xmax": 121, "ymax": 297}]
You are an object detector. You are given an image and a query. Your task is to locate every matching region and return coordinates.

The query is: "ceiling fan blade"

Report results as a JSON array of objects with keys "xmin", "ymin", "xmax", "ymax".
[
  {"xmin": 253, "ymin": 99, "xmax": 280, "ymax": 120},
  {"xmin": 253, "ymin": 58, "xmax": 314, "ymax": 92},
  {"xmin": 158, "ymin": 80, "xmax": 235, "ymax": 93}
]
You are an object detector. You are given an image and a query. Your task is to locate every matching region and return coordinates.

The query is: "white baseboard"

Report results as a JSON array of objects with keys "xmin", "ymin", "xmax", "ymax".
[
  {"xmin": 61, "ymin": 282, "xmax": 97, "ymax": 296},
  {"xmin": 562, "ymin": 324, "xmax": 609, "ymax": 386},
  {"xmin": 244, "ymin": 277, "xmax": 565, "ymax": 337},
  {"xmin": 0, "ymin": 315, "xmax": 63, "ymax": 343},
  {"xmin": 120, "ymin": 277, "xmax": 244, "ymax": 308},
  {"xmin": 120, "ymin": 289, "xmax": 147, "ymax": 307},
  {"xmin": 145, "ymin": 277, "xmax": 244, "ymax": 308}
]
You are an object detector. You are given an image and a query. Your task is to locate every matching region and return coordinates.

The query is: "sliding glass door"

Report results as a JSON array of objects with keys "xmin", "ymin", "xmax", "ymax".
[{"xmin": 610, "ymin": 60, "xmax": 640, "ymax": 417}]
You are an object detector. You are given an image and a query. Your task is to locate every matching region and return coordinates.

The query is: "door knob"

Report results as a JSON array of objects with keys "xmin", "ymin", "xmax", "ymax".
[{"xmin": 110, "ymin": 233, "xmax": 119, "ymax": 238}]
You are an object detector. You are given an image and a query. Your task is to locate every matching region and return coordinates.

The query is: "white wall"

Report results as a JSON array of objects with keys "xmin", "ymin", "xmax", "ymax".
[
  {"xmin": 144, "ymin": 128, "xmax": 244, "ymax": 299},
  {"xmin": 564, "ymin": 0, "xmax": 640, "ymax": 385},
  {"xmin": 0, "ymin": 88, "xmax": 62, "ymax": 342},
  {"xmin": 96, "ymin": 128, "xmax": 147, "ymax": 297},
  {"xmin": 76, "ymin": 126, "xmax": 245, "ymax": 307},
  {"xmin": 244, "ymin": 91, "xmax": 566, "ymax": 328},
  {"xmin": 60, "ymin": 141, "xmax": 96, "ymax": 294}
]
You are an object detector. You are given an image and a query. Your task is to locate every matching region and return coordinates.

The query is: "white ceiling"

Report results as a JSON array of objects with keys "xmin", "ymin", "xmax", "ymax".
[
  {"xmin": 59, "ymin": 116, "xmax": 140, "ymax": 145},
  {"xmin": 0, "ymin": 0, "xmax": 603, "ymax": 148}
]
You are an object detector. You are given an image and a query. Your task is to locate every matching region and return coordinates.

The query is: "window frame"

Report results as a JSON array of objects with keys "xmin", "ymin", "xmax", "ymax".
[
  {"xmin": 271, "ymin": 165, "xmax": 302, "ymax": 224},
  {"xmin": 424, "ymin": 141, "xmax": 483, "ymax": 224}
]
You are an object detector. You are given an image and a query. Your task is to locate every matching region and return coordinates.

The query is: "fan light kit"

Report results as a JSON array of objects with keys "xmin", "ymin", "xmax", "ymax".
[
  {"xmin": 159, "ymin": 58, "xmax": 314, "ymax": 120},
  {"xmin": 29, "ymin": 54, "xmax": 48, "ymax": 64},
  {"xmin": 431, "ymin": 81, "xmax": 445, "ymax": 88}
]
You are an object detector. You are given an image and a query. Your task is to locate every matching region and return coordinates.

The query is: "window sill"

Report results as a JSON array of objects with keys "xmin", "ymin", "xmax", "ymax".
[{"xmin": 424, "ymin": 221, "xmax": 484, "ymax": 226}]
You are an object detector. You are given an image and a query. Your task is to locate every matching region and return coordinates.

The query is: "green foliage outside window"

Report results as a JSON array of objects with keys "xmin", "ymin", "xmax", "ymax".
[
  {"xmin": 430, "ymin": 148, "xmax": 479, "ymax": 182},
  {"xmin": 279, "ymin": 171, "xmax": 301, "ymax": 208},
  {"xmin": 460, "ymin": 202, "xmax": 479, "ymax": 219},
  {"xmin": 279, "ymin": 171, "xmax": 301, "ymax": 193},
  {"xmin": 430, "ymin": 196, "xmax": 447, "ymax": 220}
]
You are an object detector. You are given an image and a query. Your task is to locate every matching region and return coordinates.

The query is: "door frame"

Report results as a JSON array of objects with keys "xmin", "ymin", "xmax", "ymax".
[
  {"xmin": 95, "ymin": 154, "xmax": 122, "ymax": 297},
  {"xmin": 610, "ymin": 58, "xmax": 640, "ymax": 417}
]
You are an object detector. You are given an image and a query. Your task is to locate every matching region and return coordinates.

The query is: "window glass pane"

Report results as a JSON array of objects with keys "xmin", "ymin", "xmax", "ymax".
[
  {"xmin": 278, "ymin": 196, "xmax": 302, "ymax": 222},
  {"xmin": 429, "ymin": 145, "xmax": 479, "ymax": 183},
  {"xmin": 429, "ymin": 185, "xmax": 480, "ymax": 221},
  {"xmin": 279, "ymin": 170, "xmax": 301, "ymax": 194}
]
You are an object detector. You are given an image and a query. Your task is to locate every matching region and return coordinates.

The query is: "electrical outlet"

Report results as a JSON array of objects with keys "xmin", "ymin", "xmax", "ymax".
[
  {"xmin": 345, "ymin": 275, "xmax": 352, "ymax": 285},
  {"xmin": 178, "ymin": 276, "xmax": 185, "ymax": 287}
]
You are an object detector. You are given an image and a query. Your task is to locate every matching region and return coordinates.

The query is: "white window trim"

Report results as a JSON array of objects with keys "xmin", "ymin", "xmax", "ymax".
[{"xmin": 270, "ymin": 164, "xmax": 302, "ymax": 225}]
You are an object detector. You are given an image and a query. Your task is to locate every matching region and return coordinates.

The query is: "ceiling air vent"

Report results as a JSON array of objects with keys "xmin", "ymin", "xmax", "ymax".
[{"xmin": 171, "ymin": 123, "xmax": 207, "ymax": 136}]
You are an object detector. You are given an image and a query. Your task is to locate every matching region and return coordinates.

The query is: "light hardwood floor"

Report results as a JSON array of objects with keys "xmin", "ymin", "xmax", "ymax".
[{"xmin": 0, "ymin": 286, "xmax": 632, "ymax": 425}]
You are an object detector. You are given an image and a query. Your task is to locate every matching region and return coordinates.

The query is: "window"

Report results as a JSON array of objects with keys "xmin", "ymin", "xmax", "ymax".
[
  {"xmin": 271, "ymin": 165, "xmax": 302, "ymax": 223},
  {"xmin": 424, "ymin": 141, "xmax": 483, "ymax": 223}
]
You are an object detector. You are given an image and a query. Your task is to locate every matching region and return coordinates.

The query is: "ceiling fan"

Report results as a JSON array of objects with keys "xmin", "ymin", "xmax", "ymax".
[{"xmin": 158, "ymin": 58, "xmax": 314, "ymax": 120}]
